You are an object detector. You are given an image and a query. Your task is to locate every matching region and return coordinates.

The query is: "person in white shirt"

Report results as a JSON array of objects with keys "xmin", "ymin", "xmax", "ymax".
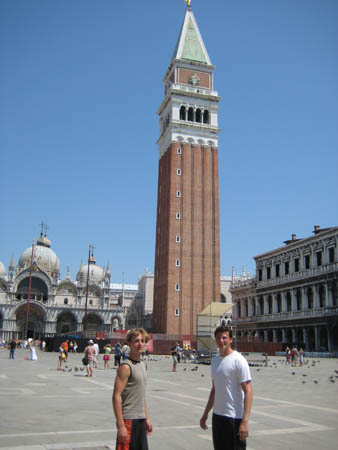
[
  {"xmin": 93, "ymin": 341, "xmax": 99, "ymax": 368},
  {"xmin": 200, "ymin": 326, "xmax": 253, "ymax": 450}
]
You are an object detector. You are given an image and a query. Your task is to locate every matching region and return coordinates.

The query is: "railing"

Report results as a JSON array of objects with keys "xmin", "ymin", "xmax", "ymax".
[
  {"xmin": 170, "ymin": 83, "xmax": 219, "ymax": 97},
  {"xmin": 236, "ymin": 306, "xmax": 338, "ymax": 323},
  {"xmin": 257, "ymin": 262, "xmax": 338, "ymax": 288}
]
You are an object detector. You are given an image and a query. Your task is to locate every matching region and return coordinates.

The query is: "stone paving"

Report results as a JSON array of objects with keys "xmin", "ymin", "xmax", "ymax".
[{"xmin": 0, "ymin": 348, "xmax": 338, "ymax": 450}]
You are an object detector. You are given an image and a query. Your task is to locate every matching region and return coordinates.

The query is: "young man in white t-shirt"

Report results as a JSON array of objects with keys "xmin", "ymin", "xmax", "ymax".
[{"xmin": 200, "ymin": 326, "xmax": 253, "ymax": 449}]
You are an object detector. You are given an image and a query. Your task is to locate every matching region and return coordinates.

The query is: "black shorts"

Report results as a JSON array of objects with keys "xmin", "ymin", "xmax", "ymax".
[
  {"xmin": 212, "ymin": 413, "xmax": 246, "ymax": 450},
  {"xmin": 116, "ymin": 418, "xmax": 148, "ymax": 450}
]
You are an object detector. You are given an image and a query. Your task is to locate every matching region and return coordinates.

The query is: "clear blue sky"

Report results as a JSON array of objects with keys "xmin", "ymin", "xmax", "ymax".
[{"xmin": 1, "ymin": 0, "xmax": 338, "ymax": 283}]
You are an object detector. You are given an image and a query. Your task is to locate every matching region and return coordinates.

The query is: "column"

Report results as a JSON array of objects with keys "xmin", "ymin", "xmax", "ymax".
[
  {"xmin": 263, "ymin": 295, "xmax": 268, "ymax": 315},
  {"xmin": 314, "ymin": 326, "xmax": 319, "ymax": 351},
  {"xmin": 263, "ymin": 330, "xmax": 268, "ymax": 343},
  {"xmin": 314, "ymin": 285, "xmax": 319, "ymax": 309},
  {"xmin": 273, "ymin": 329, "xmax": 278, "ymax": 343},
  {"xmin": 272, "ymin": 293, "xmax": 278, "ymax": 313},
  {"xmin": 324, "ymin": 282, "xmax": 330, "ymax": 307},
  {"xmin": 292, "ymin": 328, "xmax": 296, "ymax": 344},
  {"xmin": 291, "ymin": 289, "xmax": 297, "ymax": 311},
  {"xmin": 281, "ymin": 292, "xmax": 287, "ymax": 312},
  {"xmin": 303, "ymin": 328, "xmax": 309, "ymax": 351},
  {"xmin": 282, "ymin": 328, "xmax": 287, "ymax": 343}
]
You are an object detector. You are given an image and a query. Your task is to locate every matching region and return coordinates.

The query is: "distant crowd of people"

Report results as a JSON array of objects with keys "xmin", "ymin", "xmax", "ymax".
[{"xmin": 285, "ymin": 345, "xmax": 305, "ymax": 366}]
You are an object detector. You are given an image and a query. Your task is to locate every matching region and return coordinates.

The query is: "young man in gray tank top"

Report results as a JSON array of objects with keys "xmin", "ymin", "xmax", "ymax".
[{"xmin": 113, "ymin": 328, "xmax": 152, "ymax": 450}]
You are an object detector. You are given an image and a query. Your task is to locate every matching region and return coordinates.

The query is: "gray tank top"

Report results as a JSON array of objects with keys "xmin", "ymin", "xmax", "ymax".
[{"xmin": 121, "ymin": 358, "xmax": 147, "ymax": 419}]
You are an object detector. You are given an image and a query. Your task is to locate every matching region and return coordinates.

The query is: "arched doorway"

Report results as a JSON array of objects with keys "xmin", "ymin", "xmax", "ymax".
[
  {"xmin": 83, "ymin": 314, "xmax": 103, "ymax": 332},
  {"xmin": 56, "ymin": 312, "xmax": 77, "ymax": 334},
  {"xmin": 16, "ymin": 303, "xmax": 46, "ymax": 339},
  {"xmin": 16, "ymin": 276, "xmax": 48, "ymax": 303}
]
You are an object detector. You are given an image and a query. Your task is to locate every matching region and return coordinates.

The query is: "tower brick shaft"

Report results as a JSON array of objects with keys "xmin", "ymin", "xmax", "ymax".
[{"xmin": 153, "ymin": 5, "xmax": 221, "ymax": 336}]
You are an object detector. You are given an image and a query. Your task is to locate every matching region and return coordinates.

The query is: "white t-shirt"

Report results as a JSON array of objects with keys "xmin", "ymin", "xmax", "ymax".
[
  {"xmin": 211, "ymin": 350, "xmax": 251, "ymax": 419},
  {"xmin": 93, "ymin": 343, "xmax": 99, "ymax": 356}
]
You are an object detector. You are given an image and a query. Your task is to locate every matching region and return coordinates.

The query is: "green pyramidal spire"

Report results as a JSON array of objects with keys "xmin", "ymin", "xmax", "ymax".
[{"xmin": 172, "ymin": 6, "xmax": 211, "ymax": 65}]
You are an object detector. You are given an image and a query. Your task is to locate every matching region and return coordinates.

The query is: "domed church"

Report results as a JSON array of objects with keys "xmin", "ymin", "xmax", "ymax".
[{"xmin": 0, "ymin": 231, "xmax": 139, "ymax": 340}]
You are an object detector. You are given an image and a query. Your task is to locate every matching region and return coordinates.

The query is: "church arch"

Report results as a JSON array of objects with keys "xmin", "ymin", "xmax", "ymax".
[
  {"xmin": 16, "ymin": 276, "xmax": 48, "ymax": 303},
  {"xmin": 83, "ymin": 313, "xmax": 103, "ymax": 332},
  {"xmin": 56, "ymin": 311, "xmax": 77, "ymax": 334},
  {"xmin": 15, "ymin": 302, "xmax": 46, "ymax": 339}
]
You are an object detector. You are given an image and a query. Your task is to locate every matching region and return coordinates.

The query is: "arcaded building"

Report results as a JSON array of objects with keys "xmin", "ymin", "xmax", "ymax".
[
  {"xmin": 231, "ymin": 226, "xmax": 338, "ymax": 352},
  {"xmin": 153, "ymin": 3, "xmax": 221, "ymax": 336}
]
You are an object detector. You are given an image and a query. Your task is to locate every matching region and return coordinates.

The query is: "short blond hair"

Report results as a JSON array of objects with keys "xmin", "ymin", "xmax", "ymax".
[{"xmin": 126, "ymin": 328, "xmax": 149, "ymax": 344}]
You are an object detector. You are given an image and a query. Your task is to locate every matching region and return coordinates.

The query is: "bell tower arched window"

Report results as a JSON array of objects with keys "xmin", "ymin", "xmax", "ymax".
[
  {"xmin": 195, "ymin": 108, "xmax": 202, "ymax": 123},
  {"xmin": 188, "ymin": 107, "xmax": 194, "ymax": 122},
  {"xmin": 203, "ymin": 110, "xmax": 209, "ymax": 124},
  {"xmin": 179, "ymin": 106, "xmax": 186, "ymax": 120}
]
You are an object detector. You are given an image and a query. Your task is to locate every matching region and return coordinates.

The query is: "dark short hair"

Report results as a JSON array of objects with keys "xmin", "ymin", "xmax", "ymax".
[{"xmin": 214, "ymin": 325, "xmax": 233, "ymax": 339}]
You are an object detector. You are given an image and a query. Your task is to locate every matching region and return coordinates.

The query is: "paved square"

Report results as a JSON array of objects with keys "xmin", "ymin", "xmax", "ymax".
[{"xmin": 0, "ymin": 348, "xmax": 337, "ymax": 449}]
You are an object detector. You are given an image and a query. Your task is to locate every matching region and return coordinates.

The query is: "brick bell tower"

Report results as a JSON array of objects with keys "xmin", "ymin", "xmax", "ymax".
[{"xmin": 153, "ymin": 2, "xmax": 221, "ymax": 336}]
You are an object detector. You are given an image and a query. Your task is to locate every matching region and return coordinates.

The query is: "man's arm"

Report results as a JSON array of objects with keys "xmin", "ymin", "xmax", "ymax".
[
  {"xmin": 200, "ymin": 381, "xmax": 215, "ymax": 429},
  {"xmin": 144, "ymin": 401, "xmax": 153, "ymax": 434},
  {"xmin": 238, "ymin": 380, "xmax": 253, "ymax": 441},
  {"xmin": 112, "ymin": 364, "xmax": 130, "ymax": 442}
]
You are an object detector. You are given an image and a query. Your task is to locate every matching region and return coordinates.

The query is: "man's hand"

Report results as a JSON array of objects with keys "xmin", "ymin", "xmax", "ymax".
[
  {"xmin": 117, "ymin": 424, "xmax": 129, "ymax": 443},
  {"xmin": 146, "ymin": 419, "xmax": 153, "ymax": 435},
  {"xmin": 200, "ymin": 413, "xmax": 208, "ymax": 430},
  {"xmin": 238, "ymin": 419, "xmax": 249, "ymax": 441}
]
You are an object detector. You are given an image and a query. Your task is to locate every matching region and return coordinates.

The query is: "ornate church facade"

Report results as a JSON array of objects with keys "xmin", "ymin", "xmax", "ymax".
[{"xmin": 0, "ymin": 232, "xmax": 139, "ymax": 340}]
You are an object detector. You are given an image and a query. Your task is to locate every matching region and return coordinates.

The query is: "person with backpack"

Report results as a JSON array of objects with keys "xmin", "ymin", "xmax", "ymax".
[{"xmin": 114, "ymin": 343, "xmax": 122, "ymax": 367}]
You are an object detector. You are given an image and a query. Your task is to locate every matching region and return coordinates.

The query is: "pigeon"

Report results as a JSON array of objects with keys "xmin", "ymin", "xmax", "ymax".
[
  {"xmin": 201, "ymin": 374, "xmax": 204, "ymax": 377},
  {"xmin": 329, "ymin": 379, "xmax": 335, "ymax": 383},
  {"xmin": 292, "ymin": 372, "xmax": 296, "ymax": 375},
  {"xmin": 74, "ymin": 367, "xmax": 79, "ymax": 372},
  {"xmin": 302, "ymin": 381, "xmax": 306, "ymax": 384},
  {"xmin": 256, "ymin": 369, "xmax": 260, "ymax": 372},
  {"xmin": 313, "ymin": 380, "xmax": 318, "ymax": 384},
  {"xmin": 68, "ymin": 368, "xmax": 72, "ymax": 372},
  {"xmin": 302, "ymin": 374, "xmax": 307, "ymax": 377}
]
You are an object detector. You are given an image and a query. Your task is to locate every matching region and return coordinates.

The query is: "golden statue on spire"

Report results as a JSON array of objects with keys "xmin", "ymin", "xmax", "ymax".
[{"xmin": 185, "ymin": 0, "xmax": 191, "ymax": 7}]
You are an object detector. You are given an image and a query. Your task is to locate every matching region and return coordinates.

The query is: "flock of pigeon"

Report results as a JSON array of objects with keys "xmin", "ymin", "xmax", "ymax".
[{"xmin": 255, "ymin": 358, "xmax": 338, "ymax": 385}]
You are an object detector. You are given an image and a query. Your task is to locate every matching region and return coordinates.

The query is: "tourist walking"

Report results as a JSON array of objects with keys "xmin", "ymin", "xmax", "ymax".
[
  {"xmin": 9, "ymin": 339, "xmax": 16, "ymax": 359},
  {"xmin": 200, "ymin": 325, "xmax": 253, "ymax": 450},
  {"xmin": 114, "ymin": 343, "xmax": 122, "ymax": 367},
  {"xmin": 104, "ymin": 343, "xmax": 112, "ymax": 370},
  {"xmin": 93, "ymin": 341, "xmax": 99, "ymax": 368},
  {"xmin": 113, "ymin": 328, "xmax": 152, "ymax": 450},
  {"xmin": 84, "ymin": 340, "xmax": 95, "ymax": 377}
]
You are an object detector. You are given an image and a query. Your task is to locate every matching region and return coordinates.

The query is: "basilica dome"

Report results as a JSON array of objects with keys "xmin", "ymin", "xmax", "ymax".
[
  {"xmin": 18, "ymin": 236, "xmax": 60, "ymax": 275},
  {"xmin": 76, "ymin": 256, "xmax": 105, "ymax": 285},
  {"xmin": 0, "ymin": 261, "xmax": 6, "ymax": 277}
]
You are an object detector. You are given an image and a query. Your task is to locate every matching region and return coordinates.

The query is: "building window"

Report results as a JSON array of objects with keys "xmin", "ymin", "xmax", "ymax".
[
  {"xmin": 175, "ymin": 308, "xmax": 180, "ymax": 316},
  {"xmin": 267, "ymin": 267, "xmax": 271, "ymax": 279},
  {"xmin": 286, "ymin": 292, "xmax": 291, "ymax": 312},
  {"xmin": 316, "ymin": 252, "xmax": 322, "ymax": 266},
  {"xmin": 277, "ymin": 294, "xmax": 282, "ymax": 313},
  {"xmin": 275, "ymin": 264, "xmax": 280, "ymax": 278},
  {"xmin": 89, "ymin": 300, "xmax": 93, "ymax": 306},
  {"xmin": 304, "ymin": 254, "xmax": 310, "ymax": 269},
  {"xmin": 177, "ymin": 169, "xmax": 181, "ymax": 176},
  {"xmin": 176, "ymin": 190, "xmax": 181, "ymax": 198},
  {"xmin": 284, "ymin": 261, "xmax": 289, "ymax": 275},
  {"xmin": 328, "ymin": 247, "xmax": 335, "ymax": 263},
  {"xmin": 64, "ymin": 298, "xmax": 68, "ymax": 305},
  {"xmin": 176, "ymin": 236, "xmax": 181, "ymax": 243},
  {"xmin": 177, "ymin": 148, "xmax": 182, "ymax": 155},
  {"xmin": 175, "ymin": 283, "xmax": 180, "ymax": 291},
  {"xmin": 176, "ymin": 212, "xmax": 181, "ymax": 220},
  {"xmin": 294, "ymin": 258, "xmax": 299, "ymax": 273},
  {"xmin": 258, "ymin": 269, "xmax": 262, "ymax": 281},
  {"xmin": 176, "ymin": 259, "xmax": 180, "ymax": 267}
]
